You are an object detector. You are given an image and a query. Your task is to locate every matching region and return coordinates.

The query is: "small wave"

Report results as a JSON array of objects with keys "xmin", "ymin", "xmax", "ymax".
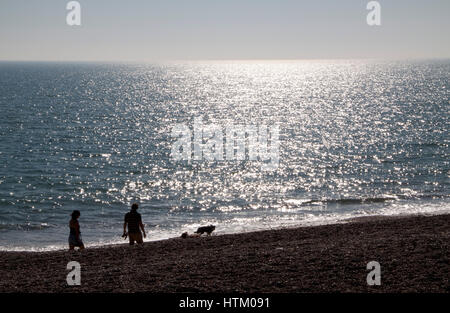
[
  {"xmin": 297, "ymin": 194, "xmax": 449, "ymax": 206},
  {"xmin": 0, "ymin": 222, "xmax": 54, "ymax": 231},
  {"xmin": 299, "ymin": 197, "xmax": 398, "ymax": 206}
]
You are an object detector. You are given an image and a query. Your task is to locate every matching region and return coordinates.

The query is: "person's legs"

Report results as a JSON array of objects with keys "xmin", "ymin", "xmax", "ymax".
[
  {"xmin": 69, "ymin": 235, "xmax": 83, "ymax": 250},
  {"xmin": 76, "ymin": 237, "xmax": 84, "ymax": 250},
  {"xmin": 129, "ymin": 233, "xmax": 136, "ymax": 245},
  {"xmin": 128, "ymin": 233, "xmax": 143, "ymax": 245},
  {"xmin": 135, "ymin": 233, "xmax": 143, "ymax": 244}
]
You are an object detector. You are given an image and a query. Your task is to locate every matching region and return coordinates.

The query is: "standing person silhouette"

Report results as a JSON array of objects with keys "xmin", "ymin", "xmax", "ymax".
[
  {"xmin": 69, "ymin": 210, "xmax": 85, "ymax": 250},
  {"xmin": 123, "ymin": 203, "xmax": 146, "ymax": 245}
]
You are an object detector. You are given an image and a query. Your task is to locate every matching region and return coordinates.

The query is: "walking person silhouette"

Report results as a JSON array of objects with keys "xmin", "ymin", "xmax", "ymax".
[{"xmin": 123, "ymin": 203, "xmax": 146, "ymax": 245}]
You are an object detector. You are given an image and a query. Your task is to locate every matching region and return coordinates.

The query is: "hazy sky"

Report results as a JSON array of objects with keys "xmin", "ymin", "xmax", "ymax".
[{"xmin": 0, "ymin": 0, "xmax": 449, "ymax": 61}]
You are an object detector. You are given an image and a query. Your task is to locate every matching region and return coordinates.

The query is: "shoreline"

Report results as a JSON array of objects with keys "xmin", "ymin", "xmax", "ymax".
[
  {"xmin": 2, "ymin": 211, "xmax": 448, "ymax": 253},
  {"xmin": 0, "ymin": 213, "xmax": 448, "ymax": 292}
]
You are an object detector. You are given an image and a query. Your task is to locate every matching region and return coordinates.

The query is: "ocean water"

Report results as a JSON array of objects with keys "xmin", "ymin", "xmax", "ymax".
[{"xmin": 0, "ymin": 60, "xmax": 448, "ymax": 251}]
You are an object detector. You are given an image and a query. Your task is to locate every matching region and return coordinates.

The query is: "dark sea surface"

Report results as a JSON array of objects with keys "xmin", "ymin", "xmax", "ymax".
[{"xmin": 0, "ymin": 60, "xmax": 448, "ymax": 251}]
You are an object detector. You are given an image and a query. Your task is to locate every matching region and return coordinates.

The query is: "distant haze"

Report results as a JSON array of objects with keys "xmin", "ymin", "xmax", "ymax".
[{"xmin": 0, "ymin": 0, "xmax": 449, "ymax": 62}]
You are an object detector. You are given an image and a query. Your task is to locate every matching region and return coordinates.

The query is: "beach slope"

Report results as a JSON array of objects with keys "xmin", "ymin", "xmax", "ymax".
[{"xmin": 0, "ymin": 214, "xmax": 448, "ymax": 292}]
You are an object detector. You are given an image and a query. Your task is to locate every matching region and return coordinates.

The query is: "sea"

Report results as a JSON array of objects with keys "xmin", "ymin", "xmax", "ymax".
[{"xmin": 0, "ymin": 59, "xmax": 448, "ymax": 251}]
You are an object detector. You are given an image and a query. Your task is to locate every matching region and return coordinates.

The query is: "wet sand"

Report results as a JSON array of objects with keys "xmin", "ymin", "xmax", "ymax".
[{"xmin": 0, "ymin": 214, "xmax": 448, "ymax": 293}]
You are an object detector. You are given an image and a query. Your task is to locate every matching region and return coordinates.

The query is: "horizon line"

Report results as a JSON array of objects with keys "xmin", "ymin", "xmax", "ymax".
[{"xmin": 1, "ymin": 56, "xmax": 449, "ymax": 64}]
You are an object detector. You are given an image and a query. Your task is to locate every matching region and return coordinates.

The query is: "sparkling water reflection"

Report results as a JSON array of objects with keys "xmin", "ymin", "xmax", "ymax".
[{"xmin": 0, "ymin": 60, "xmax": 448, "ymax": 250}]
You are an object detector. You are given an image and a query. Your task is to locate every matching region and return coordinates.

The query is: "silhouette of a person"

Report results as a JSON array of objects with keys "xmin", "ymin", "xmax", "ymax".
[
  {"xmin": 69, "ymin": 210, "xmax": 85, "ymax": 250},
  {"xmin": 123, "ymin": 203, "xmax": 146, "ymax": 245}
]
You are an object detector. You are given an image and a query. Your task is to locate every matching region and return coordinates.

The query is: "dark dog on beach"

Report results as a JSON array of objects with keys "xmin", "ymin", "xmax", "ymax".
[{"xmin": 194, "ymin": 225, "xmax": 216, "ymax": 236}]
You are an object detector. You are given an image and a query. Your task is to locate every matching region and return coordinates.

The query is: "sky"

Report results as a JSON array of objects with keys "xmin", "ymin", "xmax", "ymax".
[{"xmin": 0, "ymin": 0, "xmax": 449, "ymax": 62}]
